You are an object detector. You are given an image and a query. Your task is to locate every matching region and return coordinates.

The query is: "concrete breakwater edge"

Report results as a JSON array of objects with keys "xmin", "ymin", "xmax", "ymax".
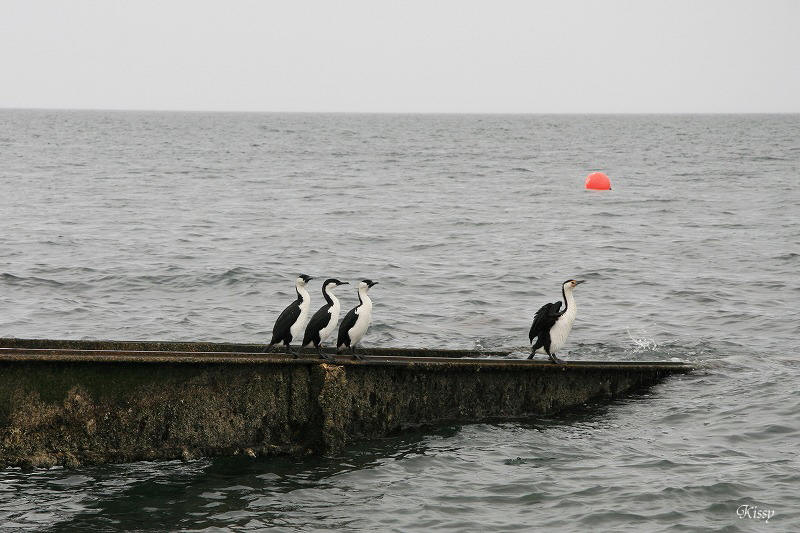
[{"xmin": 0, "ymin": 339, "xmax": 693, "ymax": 468}]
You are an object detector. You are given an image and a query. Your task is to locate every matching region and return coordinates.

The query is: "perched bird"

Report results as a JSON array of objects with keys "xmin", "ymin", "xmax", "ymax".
[
  {"xmin": 265, "ymin": 274, "xmax": 313, "ymax": 354},
  {"xmin": 337, "ymin": 279, "xmax": 378, "ymax": 359},
  {"xmin": 302, "ymin": 278, "xmax": 349, "ymax": 359},
  {"xmin": 528, "ymin": 279, "xmax": 585, "ymax": 364}
]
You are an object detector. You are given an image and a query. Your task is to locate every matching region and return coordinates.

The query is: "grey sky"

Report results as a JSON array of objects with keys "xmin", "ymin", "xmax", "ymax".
[{"xmin": 2, "ymin": 0, "xmax": 798, "ymax": 113}]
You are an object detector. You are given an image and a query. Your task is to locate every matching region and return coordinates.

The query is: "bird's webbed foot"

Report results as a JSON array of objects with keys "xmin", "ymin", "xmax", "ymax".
[{"xmin": 548, "ymin": 353, "xmax": 565, "ymax": 364}]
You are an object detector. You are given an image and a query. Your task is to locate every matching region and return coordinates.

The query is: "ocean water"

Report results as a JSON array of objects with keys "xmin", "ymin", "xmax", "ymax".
[{"xmin": 0, "ymin": 110, "xmax": 798, "ymax": 531}]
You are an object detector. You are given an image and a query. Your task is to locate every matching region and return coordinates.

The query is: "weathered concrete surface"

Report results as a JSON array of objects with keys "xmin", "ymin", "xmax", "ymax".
[
  {"xmin": 0, "ymin": 337, "xmax": 507, "ymax": 358},
  {"xmin": 0, "ymin": 339, "xmax": 692, "ymax": 468}
]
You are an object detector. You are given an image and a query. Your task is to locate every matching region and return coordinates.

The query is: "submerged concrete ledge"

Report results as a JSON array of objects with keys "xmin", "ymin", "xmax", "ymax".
[{"xmin": 0, "ymin": 338, "xmax": 692, "ymax": 468}]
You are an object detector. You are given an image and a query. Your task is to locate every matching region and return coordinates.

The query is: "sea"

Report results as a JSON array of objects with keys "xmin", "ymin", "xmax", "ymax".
[{"xmin": 0, "ymin": 110, "xmax": 798, "ymax": 531}]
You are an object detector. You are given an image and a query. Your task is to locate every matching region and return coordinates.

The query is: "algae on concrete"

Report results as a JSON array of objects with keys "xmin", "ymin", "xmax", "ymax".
[{"xmin": 0, "ymin": 352, "xmax": 690, "ymax": 468}]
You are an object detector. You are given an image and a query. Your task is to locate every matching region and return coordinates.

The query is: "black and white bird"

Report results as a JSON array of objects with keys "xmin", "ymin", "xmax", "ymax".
[
  {"xmin": 337, "ymin": 279, "xmax": 378, "ymax": 359},
  {"xmin": 265, "ymin": 274, "xmax": 313, "ymax": 354},
  {"xmin": 528, "ymin": 279, "xmax": 585, "ymax": 364},
  {"xmin": 302, "ymin": 278, "xmax": 348, "ymax": 359}
]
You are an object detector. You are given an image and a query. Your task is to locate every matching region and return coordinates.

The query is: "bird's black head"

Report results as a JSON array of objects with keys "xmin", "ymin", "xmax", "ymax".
[
  {"xmin": 562, "ymin": 279, "xmax": 585, "ymax": 289},
  {"xmin": 323, "ymin": 278, "xmax": 348, "ymax": 289},
  {"xmin": 298, "ymin": 274, "xmax": 313, "ymax": 284},
  {"xmin": 360, "ymin": 279, "xmax": 378, "ymax": 289}
]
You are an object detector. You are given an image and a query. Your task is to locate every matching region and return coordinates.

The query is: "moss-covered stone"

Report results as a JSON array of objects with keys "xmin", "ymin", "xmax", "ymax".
[{"xmin": 0, "ymin": 343, "xmax": 692, "ymax": 468}]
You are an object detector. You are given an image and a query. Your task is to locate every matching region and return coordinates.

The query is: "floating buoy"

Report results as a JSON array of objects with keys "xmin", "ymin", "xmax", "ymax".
[{"xmin": 585, "ymin": 172, "xmax": 611, "ymax": 190}]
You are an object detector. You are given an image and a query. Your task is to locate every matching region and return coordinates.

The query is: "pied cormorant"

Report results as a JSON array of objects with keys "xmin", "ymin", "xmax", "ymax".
[
  {"xmin": 337, "ymin": 279, "xmax": 378, "ymax": 360},
  {"xmin": 528, "ymin": 279, "xmax": 585, "ymax": 364},
  {"xmin": 265, "ymin": 274, "xmax": 313, "ymax": 355},
  {"xmin": 303, "ymin": 278, "xmax": 348, "ymax": 359}
]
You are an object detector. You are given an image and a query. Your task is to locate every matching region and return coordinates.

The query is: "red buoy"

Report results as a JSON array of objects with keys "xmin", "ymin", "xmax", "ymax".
[{"xmin": 585, "ymin": 172, "xmax": 611, "ymax": 190}]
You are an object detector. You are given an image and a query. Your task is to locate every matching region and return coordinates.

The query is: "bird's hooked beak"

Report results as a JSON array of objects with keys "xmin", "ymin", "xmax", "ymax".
[
  {"xmin": 368, "ymin": 281, "xmax": 378, "ymax": 288},
  {"xmin": 339, "ymin": 281, "xmax": 349, "ymax": 285},
  {"xmin": 574, "ymin": 280, "xmax": 585, "ymax": 286}
]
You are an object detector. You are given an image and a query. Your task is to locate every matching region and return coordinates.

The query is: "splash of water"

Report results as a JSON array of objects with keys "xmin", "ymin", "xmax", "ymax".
[{"xmin": 626, "ymin": 327, "xmax": 659, "ymax": 353}]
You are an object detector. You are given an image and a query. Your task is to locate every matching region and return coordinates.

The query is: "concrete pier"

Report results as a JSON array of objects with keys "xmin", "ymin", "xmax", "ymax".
[{"xmin": 0, "ymin": 338, "xmax": 692, "ymax": 468}]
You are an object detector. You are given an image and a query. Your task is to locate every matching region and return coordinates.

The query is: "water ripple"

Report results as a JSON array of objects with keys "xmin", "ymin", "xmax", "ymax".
[{"xmin": 1, "ymin": 111, "xmax": 799, "ymax": 531}]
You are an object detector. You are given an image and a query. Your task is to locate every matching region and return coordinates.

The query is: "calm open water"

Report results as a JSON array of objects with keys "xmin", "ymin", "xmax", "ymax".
[{"xmin": 0, "ymin": 110, "xmax": 798, "ymax": 531}]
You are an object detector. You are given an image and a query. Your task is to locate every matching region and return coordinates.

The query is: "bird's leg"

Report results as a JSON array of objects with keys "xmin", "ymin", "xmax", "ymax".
[
  {"xmin": 351, "ymin": 346, "xmax": 364, "ymax": 361},
  {"xmin": 318, "ymin": 345, "xmax": 333, "ymax": 361},
  {"xmin": 529, "ymin": 340, "xmax": 543, "ymax": 360},
  {"xmin": 548, "ymin": 352, "xmax": 565, "ymax": 364}
]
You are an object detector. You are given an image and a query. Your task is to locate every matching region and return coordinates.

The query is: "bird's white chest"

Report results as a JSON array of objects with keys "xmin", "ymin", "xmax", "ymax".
[
  {"xmin": 318, "ymin": 299, "xmax": 340, "ymax": 341},
  {"xmin": 548, "ymin": 304, "xmax": 576, "ymax": 353},
  {"xmin": 348, "ymin": 302, "xmax": 373, "ymax": 344},
  {"xmin": 290, "ymin": 295, "xmax": 311, "ymax": 338}
]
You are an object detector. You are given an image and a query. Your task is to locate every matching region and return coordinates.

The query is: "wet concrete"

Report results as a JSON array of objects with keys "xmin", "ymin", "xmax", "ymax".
[{"xmin": 0, "ymin": 338, "xmax": 692, "ymax": 468}]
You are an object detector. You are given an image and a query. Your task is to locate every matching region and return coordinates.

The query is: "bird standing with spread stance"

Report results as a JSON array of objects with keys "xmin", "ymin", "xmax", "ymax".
[
  {"xmin": 528, "ymin": 279, "xmax": 585, "ymax": 364},
  {"xmin": 265, "ymin": 274, "xmax": 313, "ymax": 355}
]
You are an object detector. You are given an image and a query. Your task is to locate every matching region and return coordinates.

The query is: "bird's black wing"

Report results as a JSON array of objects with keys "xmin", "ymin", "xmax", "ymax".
[
  {"xmin": 271, "ymin": 299, "xmax": 301, "ymax": 344},
  {"xmin": 303, "ymin": 304, "xmax": 332, "ymax": 346},
  {"xmin": 337, "ymin": 307, "xmax": 359, "ymax": 347},
  {"xmin": 529, "ymin": 301, "xmax": 561, "ymax": 343}
]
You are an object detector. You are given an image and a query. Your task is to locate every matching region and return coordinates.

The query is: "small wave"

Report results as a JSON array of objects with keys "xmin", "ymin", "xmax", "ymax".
[
  {"xmin": 1, "ymin": 272, "xmax": 66, "ymax": 288},
  {"xmin": 751, "ymin": 155, "xmax": 787, "ymax": 161},
  {"xmin": 207, "ymin": 266, "xmax": 254, "ymax": 286},
  {"xmin": 597, "ymin": 245, "xmax": 635, "ymax": 251},
  {"xmin": 406, "ymin": 243, "xmax": 442, "ymax": 251}
]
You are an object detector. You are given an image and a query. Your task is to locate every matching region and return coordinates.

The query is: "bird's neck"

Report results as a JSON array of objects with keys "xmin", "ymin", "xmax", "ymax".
[
  {"xmin": 323, "ymin": 286, "xmax": 338, "ymax": 307},
  {"xmin": 562, "ymin": 287, "xmax": 576, "ymax": 313},
  {"xmin": 358, "ymin": 288, "xmax": 372, "ymax": 308},
  {"xmin": 296, "ymin": 284, "xmax": 310, "ymax": 303}
]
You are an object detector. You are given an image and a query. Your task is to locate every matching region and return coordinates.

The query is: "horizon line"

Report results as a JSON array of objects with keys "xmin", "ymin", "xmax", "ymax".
[{"xmin": 2, "ymin": 106, "xmax": 798, "ymax": 116}]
